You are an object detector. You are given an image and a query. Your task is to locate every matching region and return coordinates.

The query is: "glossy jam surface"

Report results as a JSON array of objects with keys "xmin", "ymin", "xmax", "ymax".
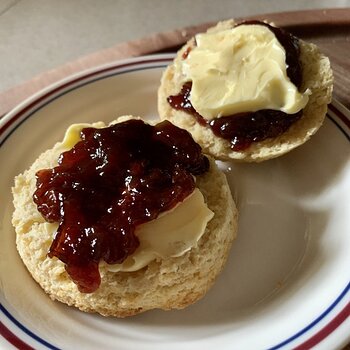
[
  {"xmin": 209, "ymin": 110, "xmax": 302, "ymax": 151},
  {"xmin": 33, "ymin": 120, "xmax": 209, "ymax": 293},
  {"xmin": 167, "ymin": 21, "xmax": 303, "ymax": 151},
  {"xmin": 168, "ymin": 82, "xmax": 302, "ymax": 151}
]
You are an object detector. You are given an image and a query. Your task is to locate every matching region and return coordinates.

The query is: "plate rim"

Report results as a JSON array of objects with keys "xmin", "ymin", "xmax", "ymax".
[{"xmin": 0, "ymin": 53, "xmax": 175, "ymax": 144}]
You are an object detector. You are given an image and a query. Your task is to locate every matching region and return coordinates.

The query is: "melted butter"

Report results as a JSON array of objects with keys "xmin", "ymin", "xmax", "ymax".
[
  {"xmin": 59, "ymin": 122, "xmax": 214, "ymax": 272},
  {"xmin": 177, "ymin": 24, "xmax": 310, "ymax": 119}
]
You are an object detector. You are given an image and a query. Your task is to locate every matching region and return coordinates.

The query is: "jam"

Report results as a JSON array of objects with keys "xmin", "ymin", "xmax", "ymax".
[
  {"xmin": 168, "ymin": 21, "xmax": 303, "ymax": 151},
  {"xmin": 209, "ymin": 109, "xmax": 302, "ymax": 151},
  {"xmin": 33, "ymin": 120, "xmax": 209, "ymax": 293},
  {"xmin": 167, "ymin": 82, "xmax": 203, "ymax": 124},
  {"xmin": 167, "ymin": 82, "xmax": 302, "ymax": 151}
]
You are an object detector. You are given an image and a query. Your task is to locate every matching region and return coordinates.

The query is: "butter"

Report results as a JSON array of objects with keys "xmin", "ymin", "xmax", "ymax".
[
  {"xmin": 178, "ymin": 24, "xmax": 310, "ymax": 119},
  {"xmin": 106, "ymin": 188, "xmax": 213, "ymax": 272},
  {"xmin": 59, "ymin": 122, "xmax": 214, "ymax": 272},
  {"xmin": 60, "ymin": 121, "xmax": 106, "ymax": 150}
]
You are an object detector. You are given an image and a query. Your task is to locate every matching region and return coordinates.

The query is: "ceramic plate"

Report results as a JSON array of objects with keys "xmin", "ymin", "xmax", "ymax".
[{"xmin": 0, "ymin": 55, "xmax": 349, "ymax": 350}]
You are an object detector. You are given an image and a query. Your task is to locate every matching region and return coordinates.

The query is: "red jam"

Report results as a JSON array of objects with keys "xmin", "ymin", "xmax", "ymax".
[
  {"xmin": 33, "ymin": 120, "xmax": 209, "ymax": 293},
  {"xmin": 167, "ymin": 82, "xmax": 302, "ymax": 151},
  {"xmin": 167, "ymin": 21, "xmax": 303, "ymax": 151}
]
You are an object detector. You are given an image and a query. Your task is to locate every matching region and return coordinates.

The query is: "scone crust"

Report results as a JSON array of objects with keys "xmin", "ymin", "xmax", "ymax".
[
  {"xmin": 158, "ymin": 20, "xmax": 333, "ymax": 162},
  {"xmin": 12, "ymin": 131, "xmax": 237, "ymax": 317}
]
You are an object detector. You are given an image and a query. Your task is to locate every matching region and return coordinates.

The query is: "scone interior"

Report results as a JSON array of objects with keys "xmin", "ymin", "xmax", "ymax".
[
  {"xmin": 12, "ymin": 117, "xmax": 238, "ymax": 317},
  {"xmin": 158, "ymin": 20, "xmax": 333, "ymax": 162}
]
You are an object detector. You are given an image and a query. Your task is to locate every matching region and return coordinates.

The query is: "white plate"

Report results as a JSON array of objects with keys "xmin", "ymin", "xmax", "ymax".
[{"xmin": 0, "ymin": 54, "xmax": 349, "ymax": 350}]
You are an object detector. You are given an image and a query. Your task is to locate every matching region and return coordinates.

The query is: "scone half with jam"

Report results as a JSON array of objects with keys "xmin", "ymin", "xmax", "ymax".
[
  {"xmin": 12, "ymin": 117, "xmax": 238, "ymax": 317},
  {"xmin": 158, "ymin": 20, "xmax": 333, "ymax": 162}
]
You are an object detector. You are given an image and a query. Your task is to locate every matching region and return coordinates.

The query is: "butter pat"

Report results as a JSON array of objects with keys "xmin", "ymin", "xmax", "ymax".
[
  {"xmin": 106, "ymin": 188, "xmax": 213, "ymax": 272},
  {"xmin": 60, "ymin": 121, "xmax": 106, "ymax": 150},
  {"xmin": 179, "ymin": 24, "xmax": 309, "ymax": 119},
  {"xmin": 59, "ymin": 121, "xmax": 214, "ymax": 273}
]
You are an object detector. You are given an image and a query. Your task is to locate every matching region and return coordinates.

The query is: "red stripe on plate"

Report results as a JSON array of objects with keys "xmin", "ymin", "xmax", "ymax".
[
  {"xmin": 328, "ymin": 103, "xmax": 350, "ymax": 129},
  {"xmin": 0, "ymin": 57, "xmax": 171, "ymax": 136},
  {"xmin": 0, "ymin": 321, "xmax": 35, "ymax": 350},
  {"xmin": 294, "ymin": 302, "xmax": 350, "ymax": 350}
]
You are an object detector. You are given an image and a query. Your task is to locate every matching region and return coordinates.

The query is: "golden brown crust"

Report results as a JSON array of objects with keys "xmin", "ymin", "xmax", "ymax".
[
  {"xmin": 12, "ymin": 120, "xmax": 238, "ymax": 317},
  {"xmin": 158, "ymin": 20, "xmax": 333, "ymax": 162}
]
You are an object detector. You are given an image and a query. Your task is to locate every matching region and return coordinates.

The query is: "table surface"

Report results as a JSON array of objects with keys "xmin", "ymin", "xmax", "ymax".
[{"xmin": 1, "ymin": 0, "xmax": 350, "ymax": 93}]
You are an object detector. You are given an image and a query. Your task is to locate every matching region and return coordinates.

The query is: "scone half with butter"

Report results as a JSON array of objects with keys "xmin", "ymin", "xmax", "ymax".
[
  {"xmin": 158, "ymin": 20, "xmax": 333, "ymax": 162},
  {"xmin": 12, "ymin": 117, "xmax": 237, "ymax": 317}
]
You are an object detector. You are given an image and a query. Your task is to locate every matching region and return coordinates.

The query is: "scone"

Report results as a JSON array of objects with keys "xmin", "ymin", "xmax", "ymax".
[
  {"xmin": 158, "ymin": 20, "xmax": 333, "ymax": 162},
  {"xmin": 12, "ymin": 117, "xmax": 238, "ymax": 317}
]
